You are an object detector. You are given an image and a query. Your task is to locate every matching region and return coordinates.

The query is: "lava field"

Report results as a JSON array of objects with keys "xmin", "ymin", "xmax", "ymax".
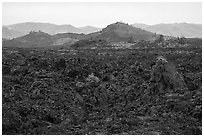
[{"xmin": 2, "ymin": 47, "xmax": 202, "ymax": 135}]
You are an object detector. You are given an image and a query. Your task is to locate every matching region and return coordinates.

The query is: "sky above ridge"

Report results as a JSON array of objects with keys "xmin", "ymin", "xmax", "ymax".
[{"xmin": 2, "ymin": 2, "xmax": 202, "ymax": 28}]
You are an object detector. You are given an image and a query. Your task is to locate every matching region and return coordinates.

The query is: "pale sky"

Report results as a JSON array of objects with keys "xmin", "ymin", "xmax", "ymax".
[{"xmin": 2, "ymin": 2, "xmax": 202, "ymax": 28}]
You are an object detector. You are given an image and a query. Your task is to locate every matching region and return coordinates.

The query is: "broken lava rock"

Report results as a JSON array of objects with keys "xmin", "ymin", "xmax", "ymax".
[{"xmin": 148, "ymin": 56, "xmax": 187, "ymax": 95}]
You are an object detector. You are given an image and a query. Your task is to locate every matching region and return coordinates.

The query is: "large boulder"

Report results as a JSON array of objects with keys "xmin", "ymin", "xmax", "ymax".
[{"xmin": 148, "ymin": 56, "xmax": 187, "ymax": 94}]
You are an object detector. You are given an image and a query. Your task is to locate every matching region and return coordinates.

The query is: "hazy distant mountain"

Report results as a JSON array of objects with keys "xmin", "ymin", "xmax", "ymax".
[
  {"xmin": 78, "ymin": 26, "xmax": 102, "ymax": 34},
  {"xmin": 132, "ymin": 23, "xmax": 149, "ymax": 29},
  {"xmin": 3, "ymin": 22, "xmax": 102, "ymax": 38},
  {"xmin": 2, "ymin": 27, "xmax": 24, "ymax": 39},
  {"xmin": 132, "ymin": 23, "xmax": 202, "ymax": 38}
]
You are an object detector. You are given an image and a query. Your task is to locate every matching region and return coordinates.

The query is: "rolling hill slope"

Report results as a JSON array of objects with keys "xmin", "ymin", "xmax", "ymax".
[
  {"xmin": 3, "ymin": 22, "xmax": 102, "ymax": 38},
  {"xmin": 85, "ymin": 22, "xmax": 157, "ymax": 42},
  {"xmin": 2, "ymin": 31, "xmax": 78, "ymax": 48},
  {"xmin": 2, "ymin": 22, "xmax": 158, "ymax": 48}
]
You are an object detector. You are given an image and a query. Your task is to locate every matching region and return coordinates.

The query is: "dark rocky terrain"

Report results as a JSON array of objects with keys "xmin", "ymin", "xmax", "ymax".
[{"xmin": 2, "ymin": 41, "xmax": 202, "ymax": 134}]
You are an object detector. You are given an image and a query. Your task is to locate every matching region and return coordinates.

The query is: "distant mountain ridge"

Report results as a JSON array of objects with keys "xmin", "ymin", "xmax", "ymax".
[
  {"xmin": 132, "ymin": 23, "xmax": 150, "ymax": 29},
  {"xmin": 3, "ymin": 22, "xmax": 102, "ymax": 39},
  {"xmin": 2, "ymin": 27, "xmax": 24, "ymax": 39},
  {"xmin": 2, "ymin": 22, "xmax": 157, "ymax": 48},
  {"xmin": 3, "ymin": 22, "xmax": 201, "ymax": 39},
  {"xmin": 132, "ymin": 22, "xmax": 202, "ymax": 38},
  {"xmin": 2, "ymin": 22, "xmax": 202, "ymax": 49}
]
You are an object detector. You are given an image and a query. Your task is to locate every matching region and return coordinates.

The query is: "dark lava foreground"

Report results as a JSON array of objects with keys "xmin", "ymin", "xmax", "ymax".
[{"xmin": 2, "ymin": 47, "xmax": 202, "ymax": 135}]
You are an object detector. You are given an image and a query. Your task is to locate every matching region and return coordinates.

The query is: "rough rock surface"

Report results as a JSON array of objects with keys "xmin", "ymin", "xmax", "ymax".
[{"xmin": 2, "ymin": 47, "xmax": 202, "ymax": 135}]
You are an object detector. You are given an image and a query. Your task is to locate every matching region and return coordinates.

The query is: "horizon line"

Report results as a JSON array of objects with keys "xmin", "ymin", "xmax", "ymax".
[{"xmin": 2, "ymin": 21, "xmax": 202, "ymax": 28}]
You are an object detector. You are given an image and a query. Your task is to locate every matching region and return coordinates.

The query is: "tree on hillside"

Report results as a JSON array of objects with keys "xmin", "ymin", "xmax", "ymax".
[
  {"xmin": 177, "ymin": 37, "xmax": 185, "ymax": 45},
  {"xmin": 156, "ymin": 34, "xmax": 164, "ymax": 43},
  {"xmin": 128, "ymin": 36, "xmax": 134, "ymax": 43}
]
